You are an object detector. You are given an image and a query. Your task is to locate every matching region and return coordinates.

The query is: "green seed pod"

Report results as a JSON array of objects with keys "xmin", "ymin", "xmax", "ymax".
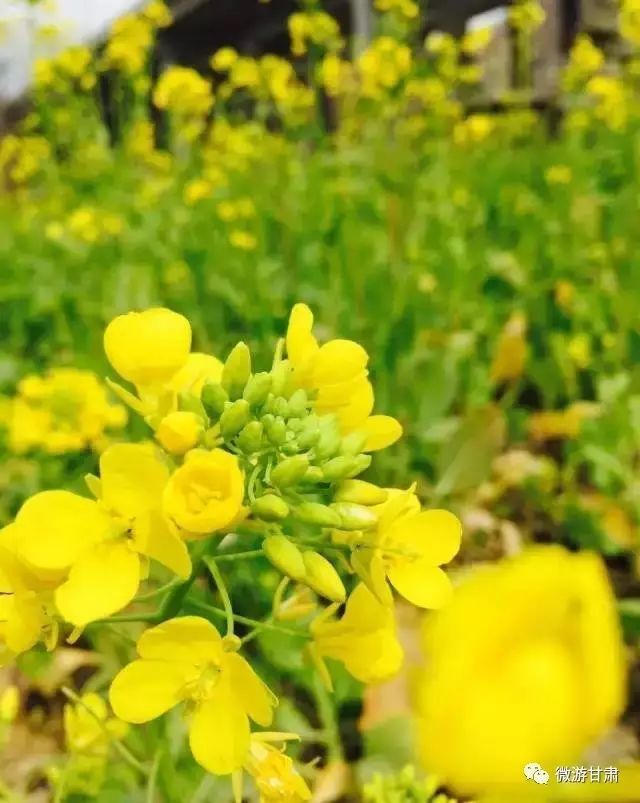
[
  {"xmin": 335, "ymin": 479, "xmax": 388, "ymax": 506},
  {"xmin": 222, "ymin": 342, "xmax": 252, "ymax": 398},
  {"xmin": 340, "ymin": 430, "xmax": 368, "ymax": 456},
  {"xmin": 321, "ymin": 455, "xmax": 360, "ymax": 482},
  {"xmin": 237, "ymin": 420, "xmax": 264, "ymax": 453},
  {"xmin": 265, "ymin": 416, "xmax": 287, "ymax": 445},
  {"xmin": 252, "ymin": 494, "xmax": 290, "ymax": 522},
  {"xmin": 270, "ymin": 455, "xmax": 310, "ymax": 488},
  {"xmin": 287, "ymin": 389, "xmax": 308, "ymax": 417},
  {"xmin": 271, "ymin": 359, "xmax": 292, "ymax": 397},
  {"xmin": 264, "ymin": 535, "xmax": 306, "ymax": 581},
  {"xmin": 219, "ymin": 399, "xmax": 251, "ymax": 439},
  {"xmin": 330, "ymin": 502, "xmax": 378, "ymax": 531},
  {"xmin": 292, "ymin": 502, "xmax": 342, "ymax": 528},
  {"xmin": 347, "ymin": 454, "xmax": 372, "ymax": 477},
  {"xmin": 243, "ymin": 372, "xmax": 273, "ymax": 407},
  {"xmin": 201, "ymin": 382, "xmax": 228, "ymax": 419},
  {"xmin": 302, "ymin": 551, "xmax": 346, "ymax": 602}
]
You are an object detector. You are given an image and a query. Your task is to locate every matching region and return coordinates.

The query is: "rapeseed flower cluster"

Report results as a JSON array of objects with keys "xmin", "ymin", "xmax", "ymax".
[
  {"xmin": 0, "ymin": 303, "xmax": 461, "ymax": 795},
  {"xmin": 2, "ymin": 368, "xmax": 127, "ymax": 455}
]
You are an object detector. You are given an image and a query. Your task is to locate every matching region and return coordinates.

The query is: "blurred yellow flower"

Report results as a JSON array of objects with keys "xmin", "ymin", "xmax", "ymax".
[
  {"xmin": 508, "ymin": 0, "xmax": 546, "ymax": 34},
  {"xmin": 490, "ymin": 312, "xmax": 528, "ymax": 385},
  {"xmin": 163, "ymin": 448, "xmax": 244, "ymax": 535},
  {"xmin": 154, "ymin": 66, "xmax": 214, "ymax": 118},
  {"xmin": 545, "ymin": 164, "xmax": 572, "ymax": 186},
  {"xmin": 64, "ymin": 692, "xmax": 128, "ymax": 756},
  {"xmin": 229, "ymin": 230, "xmax": 258, "ymax": 250},
  {"xmin": 621, "ymin": 0, "xmax": 640, "ymax": 46},
  {"xmin": 103, "ymin": 14, "xmax": 153, "ymax": 75},
  {"xmin": 415, "ymin": 546, "xmax": 626, "ymax": 798},
  {"xmin": 244, "ymin": 733, "xmax": 311, "ymax": 803},
  {"xmin": 375, "ymin": 0, "xmax": 419, "ymax": 20},
  {"xmin": 358, "ymin": 37, "xmax": 412, "ymax": 98},
  {"xmin": 288, "ymin": 11, "xmax": 343, "ymax": 57},
  {"xmin": 310, "ymin": 583, "xmax": 403, "ymax": 684},
  {"xmin": 529, "ymin": 401, "xmax": 600, "ymax": 442},
  {"xmin": 110, "ymin": 617, "xmax": 276, "ymax": 774}
]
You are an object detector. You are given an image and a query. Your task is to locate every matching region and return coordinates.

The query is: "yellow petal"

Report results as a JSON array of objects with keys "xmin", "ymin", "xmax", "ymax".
[
  {"xmin": 100, "ymin": 443, "xmax": 170, "ymax": 520},
  {"xmin": 361, "ymin": 415, "xmax": 403, "ymax": 452},
  {"xmin": 313, "ymin": 340, "xmax": 369, "ymax": 386},
  {"xmin": 109, "ymin": 658, "xmax": 189, "ymax": 723},
  {"xmin": 168, "ymin": 353, "xmax": 223, "ymax": 396},
  {"xmin": 322, "ymin": 377, "xmax": 374, "ymax": 432},
  {"xmin": 132, "ymin": 510, "xmax": 191, "ymax": 579},
  {"xmin": 189, "ymin": 679, "xmax": 250, "ymax": 774},
  {"xmin": 387, "ymin": 510, "xmax": 462, "ymax": 566},
  {"xmin": 15, "ymin": 491, "xmax": 110, "ymax": 574},
  {"xmin": 225, "ymin": 653, "xmax": 277, "ymax": 727},
  {"xmin": 137, "ymin": 616, "xmax": 223, "ymax": 665},
  {"xmin": 55, "ymin": 541, "xmax": 141, "ymax": 626},
  {"xmin": 344, "ymin": 630, "xmax": 404, "ymax": 684},
  {"xmin": 388, "ymin": 562, "xmax": 452, "ymax": 609},
  {"xmin": 286, "ymin": 303, "xmax": 318, "ymax": 367},
  {"xmin": 104, "ymin": 307, "xmax": 192, "ymax": 387},
  {"xmin": 0, "ymin": 594, "xmax": 43, "ymax": 655}
]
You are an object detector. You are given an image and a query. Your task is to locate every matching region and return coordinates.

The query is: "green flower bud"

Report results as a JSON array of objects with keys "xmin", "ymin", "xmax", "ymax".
[
  {"xmin": 272, "ymin": 397, "xmax": 290, "ymax": 418},
  {"xmin": 322, "ymin": 455, "xmax": 360, "ymax": 482},
  {"xmin": 222, "ymin": 342, "xmax": 252, "ymax": 398},
  {"xmin": 270, "ymin": 455, "xmax": 309, "ymax": 488},
  {"xmin": 219, "ymin": 399, "xmax": 251, "ymax": 439},
  {"xmin": 178, "ymin": 391, "xmax": 206, "ymax": 418},
  {"xmin": 201, "ymin": 382, "xmax": 228, "ymax": 418},
  {"xmin": 265, "ymin": 416, "xmax": 287, "ymax": 445},
  {"xmin": 340, "ymin": 430, "xmax": 368, "ymax": 456},
  {"xmin": 293, "ymin": 502, "xmax": 342, "ymax": 528},
  {"xmin": 288, "ymin": 419, "xmax": 303, "ymax": 433},
  {"xmin": 264, "ymin": 535, "xmax": 306, "ymax": 581},
  {"xmin": 315, "ymin": 427, "xmax": 342, "ymax": 461},
  {"xmin": 271, "ymin": 359, "xmax": 292, "ymax": 397},
  {"xmin": 335, "ymin": 479, "xmax": 388, "ymax": 506},
  {"xmin": 280, "ymin": 439, "xmax": 300, "ymax": 456},
  {"xmin": 330, "ymin": 502, "xmax": 378, "ymax": 531},
  {"xmin": 252, "ymin": 494, "xmax": 290, "ymax": 521},
  {"xmin": 237, "ymin": 420, "xmax": 264, "ymax": 453},
  {"xmin": 288, "ymin": 389, "xmax": 308, "ymax": 417},
  {"xmin": 243, "ymin": 372, "xmax": 273, "ymax": 407},
  {"xmin": 346, "ymin": 454, "xmax": 372, "ymax": 477},
  {"xmin": 298, "ymin": 417, "xmax": 321, "ymax": 449},
  {"xmin": 302, "ymin": 551, "xmax": 346, "ymax": 602},
  {"xmin": 303, "ymin": 466, "xmax": 325, "ymax": 483}
]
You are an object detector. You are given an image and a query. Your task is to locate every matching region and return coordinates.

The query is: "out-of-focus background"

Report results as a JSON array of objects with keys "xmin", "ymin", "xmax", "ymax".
[{"xmin": 2, "ymin": 0, "xmax": 640, "ymax": 801}]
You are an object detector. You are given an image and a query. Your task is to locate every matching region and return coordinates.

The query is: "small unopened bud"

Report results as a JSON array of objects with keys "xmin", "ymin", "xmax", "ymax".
[
  {"xmin": 222, "ymin": 634, "xmax": 242, "ymax": 652},
  {"xmin": 220, "ymin": 399, "xmax": 251, "ymax": 439},
  {"xmin": 222, "ymin": 342, "xmax": 252, "ymax": 398},
  {"xmin": 280, "ymin": 439, "xmax": 300, "ymax": 456},
  {"xmin": 178, "ymin": 391, "xmax": 206, "ymax": 418},
  {"xmin": 287, "ymin": 389, "xmax": 308, "ymax": 417},
  {"xmin": 335, "ymin": 479, "xmax": 388, "ymax": 506},
  {"xmin": 237, "ymin": 420, "xmax": 264, "ymax": 453},
  {"xmin": 270, "ymin": 455, "xmax": 309, "ymax": 488},
  {"xmin": 243, "ymin": 372, "xmax": 273, "ymax": 406},
  {"xmin": 272, "ymin": 397, "xmax": 290, "ymax": 418},
  {"xmin": 271, "ymin": 360, "xmax": 292, "ymax": 397},
  {"xmin": 340, "ymin": 430, "xmax": 367, "ymax": 456},
  {"xmin": 293, "ymin": 502, "xmax": 342, "ymax": 528},
  {"xmin": 252, "ymin": 494, "xmax": 290, "ymax": 521},
  {"xmin": 303, "ymin": 551, "xmax": 346, "ymax": 602},
  {"xmin": 264, "ymin": 535, "xmax": 306, "ymax": 581},
  {"xmin": 315, "ymin": 428, "xmax": 342, "ymax": 461},
  {"xmin": 321, "ymin": 455, "xmax": 360, "ymax": 482},
  {"xmin": 201, "ymin": 382, "xmax": 228, "ymax": 418},
  {"xmin": 303, "ymin": 466, "xmax": 325, "ymax": 483},
  {"xmin": 156, "ymin": 411, "xmax": 203, "ymax": 455},
  {"xmin": 298, "ymin": 417, "xmax": 321, "ymax": 449},
  {"xmin": 330, "ymin": 502, "xmax": 378, "ymax": 531},
  {"xmin": 347, "ymin": 454, "xmax": 372, "ymax": 477},
  {"xmin": 264, "ymin": 416, "xmax": 287, "ymax": 445}
]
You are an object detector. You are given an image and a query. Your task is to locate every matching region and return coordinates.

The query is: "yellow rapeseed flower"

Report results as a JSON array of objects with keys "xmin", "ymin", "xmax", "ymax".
[
  {"xmin": 414, "ymin": 547, "xmax": 626, "ymax": 798},
  {"xmin": 64, "ymin": 693, "xmax": 128, "ymax": 756},
  {"xmin": 243, "ymin": 733, "xmax": 311, "ymax": 803},
  {"xmin": 163, "ymin": 448, "xmax": 244, "ymax": 535},
  {"xmin": 310, "ymin": 583, "xmax": 403, "ymax": 685},
  {"xmin": 153, "ymin": 66, "xmax": 214, "ymax": 117},
  {"xmin": 285, "ymin": 303, "xmax": 402, "ymax": 449},
  {"xmin": 109, "ymin": 617, "xmax": 277, "ymax": 774},
  {"xmin": 104, "ymin": 307, "xmax": 192, "ymax": 388},
  {"xmin": 352, "ymin": 486, "xmax": 461, "ymax": 609},
  {"xmin": 11, "ymin": 444, "xmax": 191, "ymax": 626}
]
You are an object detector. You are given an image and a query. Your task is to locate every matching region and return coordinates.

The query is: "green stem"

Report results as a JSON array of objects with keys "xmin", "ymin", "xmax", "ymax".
[
  {"xmin": 146, "ymin": 747, "xmax": 162, "ymax": 803},
  {"xmin": 214, "ymin": 549, "xmax": 264, "ymax": 563},
  {"xmin": 135, "ymin": 579, "xmax": 182, "ymax": 603},
  {"xmin": 53, "ymin": 760, "xmax": 71, "ymax": 803},
  {"xmin": 186, "ymin": 600, "xmax": 307, "ymax": 639},
  {"xmin": 204, "ymin": 557, "xmax": 234, "ymax": 637},
  {"xmin": 312, "ymin": 674, "xmax": 344, "ymax": 763}
]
